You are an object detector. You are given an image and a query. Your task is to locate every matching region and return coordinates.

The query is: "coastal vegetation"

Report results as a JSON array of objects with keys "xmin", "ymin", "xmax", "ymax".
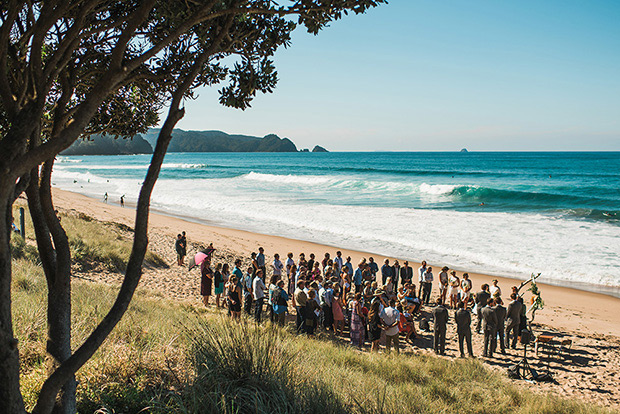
[
  {"xmin": 0, "ymin": 2, "xmax": 384, "ymax": 412},
  {"xmin": 60, "ymin": 135, "xmax": 153, "ymax": 156},
  {"xmin": 10, "ymin": 211, "xmax": 610, "ymax": 414}
]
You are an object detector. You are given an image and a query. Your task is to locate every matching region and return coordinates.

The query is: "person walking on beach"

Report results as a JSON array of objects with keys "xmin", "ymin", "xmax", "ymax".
[
  {"xmin": 481, "ymin": 298, "xmax": 498, "ymax": 358},
  {"xmin": 380, "ymin": 299, "xmax": 401, "ymax": 354},
  {"xmin": 432, "ymin": 297, "xmax": 449, "ymax": 355},
  {"xmin": 505, "ymin": 293, "xmax": 523, "ymax": 349},
  {"xmin": 475, "ymin": 284, "xmax": 491, "ymax": 333},
  {"xmin": 103, "ymin": 192, "xmax": 108, "ymax": 203},
  {"xmin": 494, "ymin": 297, "xmax": 507, "ymax": 354},
  {"xmin": 294, "ymin": 280, "xmax": 307, "ymax": 333},
  {"xmin": 455, "ymin": 301, "xmax": 474, "ymax": 357},
  {"xmin": 252, "ymin": 269, "xmax": 267, "ymax": 323},
  {"xmin": 381, "ymin": 259, "xmax": 393, "ymax": 286},
  {"xmin": 422, "ymin": 266, "xmax": 434, "ymax": 305},
  {"xmin": 120, "ymin": 194, "xmax": 125, "ymax": 207}
]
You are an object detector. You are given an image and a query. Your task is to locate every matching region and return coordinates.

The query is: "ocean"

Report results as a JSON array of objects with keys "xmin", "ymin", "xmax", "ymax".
[{"xmin": 54, "ymin": 152, "xmax": 620, "ymax": 296}]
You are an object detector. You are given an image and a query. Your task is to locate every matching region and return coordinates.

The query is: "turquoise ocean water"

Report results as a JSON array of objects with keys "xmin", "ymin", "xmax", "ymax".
[{"xmin": 54, "ymin": 152, "xmax": 620, "ymax": 296}]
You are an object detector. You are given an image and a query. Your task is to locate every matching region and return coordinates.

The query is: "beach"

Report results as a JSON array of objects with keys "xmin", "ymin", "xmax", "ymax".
[{"xmin": 48, "ymin": 188, "xmax": 620, "ymax": 407}]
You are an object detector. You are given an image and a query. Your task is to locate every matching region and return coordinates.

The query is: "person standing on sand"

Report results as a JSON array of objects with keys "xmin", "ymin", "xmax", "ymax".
[
  {"xmin": 481, "ymin": 298, "xmax": 498, "ymax": 358},
  {"xmin": 418, "ymin": 261, "xmax": 427, "ymax": 297},
  {"xmin": 475, "ymin": 284, "xmax": 491, "ymax": 334},
  {"xmin": 272, "ymin": 279, "xmax": 289, "ymax": 326},
  {"xmin": 227, "ymin": 276, "xmax": 242, "ymax": 319},
  {"xmin": 349, "ymin": 293, "xmax": 364, "ymax": 348},
  {"xmin": 460, "ymin": 273, "xmax": 472, "ymax": 305},
  {"xmin": 213, "ymin": 263, "xmax": 223, "ymax": 308},
  {"xmin": 334, "ymin": 251, "xmax": 344, "ymax": 275},
  {"xmin": 368, "ymin": 300, "xmax": 382, "ymax": 352},
  {"xmin": 432, "ymin": 297, "xmax": 449, "ymax": 355},
  {"xmin": 307, "ymin": 253, "xmax": 315, "ymax": 274},
  {"xmin": 103, "ymin": 192, "xmax": 108, "ymax": 203},
  {"xmin": 448, "ymin": 271, "xmax": 460, "ymax": 309},
  {"xmin": 242, "ymin": 266, "xmax": 254, "ymax": 315},
  {"xmin": 400, "ymin": 261, "xmax": 413, "ymax": 286},
  {"xmin": 252, "ymin": 269, "xmax": 267, "ymax": 323},
  {"xmin": 272, "ymin": 253, "xmax": 283, "ymax": 280},
  {"xmin": 294, "ymin": 280, "xmax": 307, "ymax": 333},
  {"xmin": 490, "ymin": 279, "xmax": 501, "ymax": 298},
  {"xmin": 180, "ymin": 231, "xmax": 187, "ymax": 261},
  {"xmin": 120, "ymin": 194, "xmax": 125, "ymax": 207},
  {"xmin": 319, "ymin": 281, "xmax": 334, "ymax": 332},
  {"xmin": 422, "ymin": 266, "xmax": 434, "ymax": 305},
  {"xmin": 439, "ymin": 266, "xmax": 449, "ymax": 304},
  {"xmin": 322, "ymin": 252, "xmax": 330, "ymax": 272},
  {"xmin": 505, "ymin": 293, "xmax": 523, "ymax": 349},
  {"xmin": 392, "ymin": 260, "xmax": 400, "ymax": 291},
  {"xmin": 381, "ymin": 259, "xmax": 393, "ymax": 286},
  {"xmin": 368, "ymin": 257, "xmax": 379, "ymax": 281},
  {"xmin": 493, "ymin": 297, "xmax": 507, "ymax": 354},
  {"xmin": 354, "ymin": 262, "xmax": 364, "ymax": 293},
  {"xmin": 200, "ymin": 259, "xmax": 213, "ymax": 306},
  {"xmin": 332, "ymin": 286, "xmax": 345, "ymax": 336},
  {"xmin": 345, "ymin": 256, "xmax": 353, "ymax": 278},
  {"xmin": 257, "ymin": 247, "xmax": 266, "ymax": 280},
  {"xmin": 455, "ymin": 300, "xmax": 474, "ymax": 358},
  {"xmin": 175, "ymin": 234, "xmax": 184, "ymax": 266},
  {"xmin": 380, "ymin": 299, "xmax": 401, "ymax": 354}
]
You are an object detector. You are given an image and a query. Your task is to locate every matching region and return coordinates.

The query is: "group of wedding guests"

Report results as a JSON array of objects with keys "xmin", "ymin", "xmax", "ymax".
[{"xmin": 196, "ymin": 245, "xmax": 528, "ymax": 357}]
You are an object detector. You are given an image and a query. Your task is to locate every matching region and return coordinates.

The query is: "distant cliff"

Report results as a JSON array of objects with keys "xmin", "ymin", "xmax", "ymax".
[
  {"xmin": 143, "ymin": 129, "xmax": 298, "ymax": 153},
  {"xmin": 312, "ymin": 145, "xmax": 328, "ymax": 153},
  {"xmin": 61, "ymin": 134, "xmax": 153, "ymax": 155}
]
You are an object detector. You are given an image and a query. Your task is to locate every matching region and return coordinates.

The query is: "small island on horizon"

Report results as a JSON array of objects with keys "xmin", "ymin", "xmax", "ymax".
[{"xmin": 61, "ymin": 129, "xmax": 329, "ymax": 155}]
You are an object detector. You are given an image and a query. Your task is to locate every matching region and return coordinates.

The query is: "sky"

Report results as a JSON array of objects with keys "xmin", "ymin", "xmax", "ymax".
[{"xmin": 169, "ymin": 1, "xmax": 620, "ymax": 151}]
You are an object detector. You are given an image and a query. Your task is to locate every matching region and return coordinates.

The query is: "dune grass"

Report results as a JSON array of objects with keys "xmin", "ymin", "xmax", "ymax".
[{"xmin": 9, "ymin": 207, "xmax": 612, "ymax": 413}]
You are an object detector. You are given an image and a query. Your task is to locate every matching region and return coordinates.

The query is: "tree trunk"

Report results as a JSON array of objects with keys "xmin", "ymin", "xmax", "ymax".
[{"xmin": 0, "ymin": 178, "xmax": 27, "ymax": 414}]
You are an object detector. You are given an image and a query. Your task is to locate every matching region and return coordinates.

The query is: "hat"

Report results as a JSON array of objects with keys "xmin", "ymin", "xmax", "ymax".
[{"xmin": 374, "ymin": 289, "xmax": 385, "ymax": 296}]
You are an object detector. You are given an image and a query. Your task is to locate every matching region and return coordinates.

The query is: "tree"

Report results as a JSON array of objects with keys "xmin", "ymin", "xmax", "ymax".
[{"xmin": 0, "ymin": 1, "xmax": 385, "ymax": 413}]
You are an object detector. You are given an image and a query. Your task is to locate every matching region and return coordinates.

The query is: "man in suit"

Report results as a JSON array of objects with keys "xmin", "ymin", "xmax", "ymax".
[
  {"xmin": 505, "ymin": 293, "xmax": 523, "ymax": 349},
  {"xmin": 400, "ymin": 261, "xmax": 413, "ymax": 286},
  {"xmin": 432, "ymin": 298, "xmax": 449, "ymax": 355},
  {"xmin": 475, "ymin": 284, "xmax": 491, "ymax": 334},
  {"xmin": 455, "ymin": 300, "xmax": 474, "ymax": 358},
  {"xmin": 481, "ymin": 298, "xmax": 498, "ymax": 358},
  {"xmin": 493, "ymin": 297, "xmax": 507, "ymax": 354}
]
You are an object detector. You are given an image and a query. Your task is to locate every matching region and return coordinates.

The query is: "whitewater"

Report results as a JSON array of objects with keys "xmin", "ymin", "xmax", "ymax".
[{"xmin": 53, "ymin": 152, "xmax": 620, "ymax": 296}]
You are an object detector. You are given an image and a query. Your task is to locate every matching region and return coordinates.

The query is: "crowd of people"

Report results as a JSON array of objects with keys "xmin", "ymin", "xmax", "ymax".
[{"xmin": 183, "ymin": 238, "xmax": 529, "ymax": 358}]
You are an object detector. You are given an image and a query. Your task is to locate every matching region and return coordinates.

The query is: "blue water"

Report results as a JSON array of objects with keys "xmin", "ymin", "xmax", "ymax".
[{"xmin": 54, "ymin": 152, "xmax": 620, "ymax": 293}]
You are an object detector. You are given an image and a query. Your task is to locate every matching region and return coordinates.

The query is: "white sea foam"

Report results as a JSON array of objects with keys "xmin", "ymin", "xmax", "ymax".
[{"xmin": 51, "ymin": 167, "xmax": 620, "ymax": 289}]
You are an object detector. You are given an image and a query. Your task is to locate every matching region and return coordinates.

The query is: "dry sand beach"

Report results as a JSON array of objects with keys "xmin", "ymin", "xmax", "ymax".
[{"xmin": 50, "ymin": 188, "xmax": 620, "ymax": 408}]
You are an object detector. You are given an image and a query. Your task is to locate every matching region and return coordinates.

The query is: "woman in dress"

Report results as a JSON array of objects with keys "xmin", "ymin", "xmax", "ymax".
[
  {"xmin": 200, "ymin": 259, "xmax": 213, "ymax": 306},
  {"xmin": 213, "ymin": 263, "xmax": 223, "ymax": 308},
  {"xmin": 449, "ymin": 271, "xmax": 460, "ymax": 309},
  {"xmin": 349, "ymin": 293, "xmax": 364, "ymax": 348},
  {"xmin": 227, "ymin": 276, "xmax": 242, "ymax": 319},
  {"xmin": 332, "ymin": 287, "xmax": 345, "ymax": 336},
  {"xmin": 367, "ymin": 299, "xmax": 382, "ymax": 352},
  {"xmin": 220, "ymin": 263, "xmax": 230, "ymax": 307}
]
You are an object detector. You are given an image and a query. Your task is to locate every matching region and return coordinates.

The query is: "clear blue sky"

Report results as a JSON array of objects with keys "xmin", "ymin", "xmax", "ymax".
[{"xmin": 171, "ymin": 1, "xmax": 620, "ymax": 151}]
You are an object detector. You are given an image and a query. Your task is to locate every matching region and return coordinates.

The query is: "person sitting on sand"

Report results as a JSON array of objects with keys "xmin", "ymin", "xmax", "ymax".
[{"xmin": 397, "ymin": 304, "xmax": 418, "ymax": 343}]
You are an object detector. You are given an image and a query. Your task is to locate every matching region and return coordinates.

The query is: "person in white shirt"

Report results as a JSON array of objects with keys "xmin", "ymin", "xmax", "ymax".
[
  {"xmin": 334, "ymin": 251, "xmax": 344, "ymax": 275},
  {"xmin": 418, "ymin": 260, "xmax": 427, "ymax": 297},
  {"xmin": 489, "ymin": 279, "xmax": 502, "ymax": 298},
  {"xmin": 272, "ymin": 253, "xmax": 284, "ymax": 279},
  {"xmin": 252, "ymin": 272, "xmax": 267, "ymax": 322},
  {"xmin": 422, "ymin": 266, "xmax": 434, "ymax": 305},
  {"xmin": 380, "ymin": 299, "xmax": 401, "ymax": 353}
]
